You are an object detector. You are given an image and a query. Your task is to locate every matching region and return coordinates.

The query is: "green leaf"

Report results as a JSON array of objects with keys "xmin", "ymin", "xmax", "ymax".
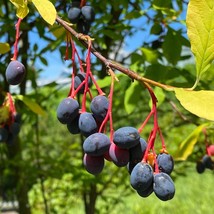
[
  {"xmin": 175, "ymin": 88, "xmax": 214, "ymax": 121},
  {"xmin": 162, "ymin": 28, "xmax": 182, "ymax": 65},
  {"xmin": 124, "ymin": 81, "xmax": 142, "ymax": 114},
  {"xmin": 175, "ymin": 123, "xmax": 209, "ymax": 161},
  {"xmin": 187, "ymin": 0, "xmax": 214, "ymax": 81},
  {"xmin": 14, "ymin": 95, "xmax": 46, "ymax": 116},
  {"xmin": 149, "ymin": 87, "xmax": 165, "ymax": 109},
  {"xmin": 141, "ymin": 48, "xmax": 159, "ymax": 64},
  {"xmin": 0, "ymin": 43, "xmax": 10, "ymax": 54},
  {"xmin": 32, "ymin": 0, "xmax": 56, "ymax": 25}
]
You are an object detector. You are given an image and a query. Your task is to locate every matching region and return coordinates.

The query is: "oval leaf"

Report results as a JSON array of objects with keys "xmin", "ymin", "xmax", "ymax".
[
  {"xmin": 175, "ymin": 88, "xmax": 214, "ymax": 121},
  {"xmin": 0, "ymin": 43, "xmax": 10, "ymax": 54},
  {"xmin": 187, "ymin": 0, "xmax": 214, "ymax": 81},
  {"xmin": 175, "ymin": 123, "xmax": 209, "ymax": 161},
  {"xmin": 14, "ymin": 95, "xmax": 46, "ymax": 116},
  {"xmin": 32, "ymin": 0, "xmax": 56, "ymax": 25}
]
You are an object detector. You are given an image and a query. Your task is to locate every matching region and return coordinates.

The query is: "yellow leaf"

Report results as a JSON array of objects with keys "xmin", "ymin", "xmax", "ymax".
[
  {"xmin": 175, "ymin": 88, "xmax": 214, "ymax": 121},
  {"xmin": 9, "ymin": 0, "xmax": 29, "ymax": 19},
  {"xmin": 10, "ymin": 0, "xmax": 25, "ymax": 8},
  {"xmin": 0, "ymin": 43, "xmax": 10, "ymax": 54},
  {"xmin": 187, "ymin": 0, "xmax": 214, "ymax": 81},
  {"xmin": 175, "ymin": 123, "xmax": 209, "ymax": 161},
  {"xmin": 16, "ymin": 4, "xmax": 29, "ymax": 18},
  {"xmin": 32, "ymin": 0, "xmax": 56, "ymax": 25}
]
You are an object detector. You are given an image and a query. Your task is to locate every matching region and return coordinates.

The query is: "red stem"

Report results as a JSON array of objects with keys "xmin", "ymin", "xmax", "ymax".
[{"xmin": 11, "ymin": 18, "xmax": 22, "ymax": 61}]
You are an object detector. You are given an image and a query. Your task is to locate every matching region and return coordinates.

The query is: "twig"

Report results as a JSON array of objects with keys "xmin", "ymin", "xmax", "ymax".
[{"xmin": 56, "ymin": 16, "xmax": 177, "ymax": 92}]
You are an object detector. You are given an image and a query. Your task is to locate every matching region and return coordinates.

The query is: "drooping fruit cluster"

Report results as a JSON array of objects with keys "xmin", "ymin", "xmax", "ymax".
[
  {"xmin": 0, "ymin": 93, "xmax": 21, "ymax": 145},
  {"xmin": 56, "ymin": 29, "xmax": 175, "ymax": 201},
  {"xmin": 68, "ymin": 0, "xmax": 95, "ymax": 34},
  {"xmin": 196, "ymin": 144, "xmax": 214, "ymax": 174}
]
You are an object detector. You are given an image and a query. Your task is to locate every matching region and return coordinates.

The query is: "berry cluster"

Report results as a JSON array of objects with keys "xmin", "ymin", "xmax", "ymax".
[
  {"xmin": 196, "ymin": 145, "xmax": 214, "ymax": 174},
  {"xmin": 68, "ymin": 0, "xmax": 95, "ymax": 34},
  {"xmin": 0, "ymin": 93, "xmax": 21, "ymax": 145},
  {"xmin": 56, "ymin": 36, "xmax": 175, "ymax": 201}
]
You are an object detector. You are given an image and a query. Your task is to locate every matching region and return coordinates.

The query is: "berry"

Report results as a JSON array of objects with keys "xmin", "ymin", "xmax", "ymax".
[
  {"xmin": 137, "ymin": 183, "xmax": 153, "ymax": 198},
  {"xmin": 74, "ymin": 72, "xmax": 91, "ymax": 94},
  {"xmin": 207, "ymin": 145, "xmax": 214, "ymax": 156},
  {"xmin": 202, "ymin": 155, "xmax": 213, "ymax": 170},
  {"xmin": 78, "ymin": 112, "xmax": 97, "ymax": 137},
  {"xmin": 129, "ymin": 138, "xmax": 147, "ymax": 164},
  {"xmin": 90, "ymin": 95, "xmax": 109, "ymax": 121},
  {"xmin": 77, "ymin": 19, "xmax": 91, "ymax": 34},
  {"xmin": 153, "ymin": 172, "xmax": 175, "ymax": 201},
  {"xmin": 6, "ymin": 60, "xmax": 26, "ymax": 85},
  {"xmin": 130, "ymin": 162, "xmax": 153, "ymax": 191},
  {"xmin": 196, "ymin": 161, "xmax": 205, "ymax": 174},
  {"xmin": 83, "ymin": 154, "xmax": 104, "ymax": 175},
  {"xmin": 83, "ymin": 133, "xmax": 110, "ymax": 156},
  {"xmin": 9, "ymin": 122, "xmax": 21, "ymax": 136},
  {"xmin": 157, "ymin": 153, "xmax": 174, "ymax": 175},
  {"xmin": 113, "ymin": 127, "xmax": 140, "ymax": 149},
  {"xmin": 109, "ymin": 143, "xmax": 130, "ymax": 167},
  {"xmin": 68, "ymin": 7, "xmax": 81, "ymax": 24},
  {"xmin": 57, "ymin": 97, "xmax": 79, "ymax": 124},
  {"xmin": 67, "ymin": 115, "xmax": 80, "ymax": 134},
  {"xmin": 81, "ymin": 6, "xmax": 95, "ymax": 23},
  {"xmin": 0, "ymin": 127, "xmax": 9, "ymax": 142}
]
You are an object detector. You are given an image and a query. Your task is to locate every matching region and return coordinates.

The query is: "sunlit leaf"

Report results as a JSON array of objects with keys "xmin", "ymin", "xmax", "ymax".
[
  {"xmin": 175, "ymin": 88, "xmax": 214, "ymax": 121},
  {"xmin": 187, "ymin": 0, "xmax": 214, "ymax": 81},
  {"xmin": 141, "ymin": 48, "xmax": 159, "ymax": 64},
  {"xmin": 10, "ymin": 0, "xmax": 25, "ymax": 8},
  {"xmin": 0, "ymin": 43, "xmax": 10, "ymax": 54},
  {"xmin": 32, "ymin": 0, "xmax": 56, "ymax": 25},
  {"xmin": 124, "ymin": 81, "xmax": 142, "ymax": 114},
  {"xmin": 149, "ymin": 87, "xmax": 165, "ymax": 109},
  {"xmin": 14, "ymin": 95, "xmax": 46, "ymax": 116},
  {"xmin": 175, "ymin": 123, "xmax": 209, "ymax": 161},
  {"xmin": 9, "ymin": 0, "xmax": 29, "ymax": 18},
  {"xmin": 16, "ymin": 4, "xmax": 29, "ymax": 18}
]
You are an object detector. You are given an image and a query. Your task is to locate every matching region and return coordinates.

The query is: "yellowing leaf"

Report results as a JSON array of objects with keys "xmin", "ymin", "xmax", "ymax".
[
  {"xmin": 175, "ymin": 123, "xmax": 209, "ymax": 161},
  {"xmin": 9, "ymin": 0, "xmax": 29, "ymax": 19},
  {"xmin": 186, "ymin": 0, "xmax": 214, "ymax": 81},
  {"xmin": 175, "ymin": 88, "xmax": 214, "ymax": 121},
  {"xmin": 16, "ymin": 4, "xmax": 29, "ymax": 18},
  {"xmin": 10, "ymin": 0, "xmax": 25, "ymax": 8},
  {"xmin": 0, "ymin": 43, "xmax": 10, "ymax": 54},
  {"xmin": 32, "ymin": 0, "xmax": 56, "ymax": 25},
  {"xmin": 14, "ymin": 95, "xmax": 46, "ymax": 116}
]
